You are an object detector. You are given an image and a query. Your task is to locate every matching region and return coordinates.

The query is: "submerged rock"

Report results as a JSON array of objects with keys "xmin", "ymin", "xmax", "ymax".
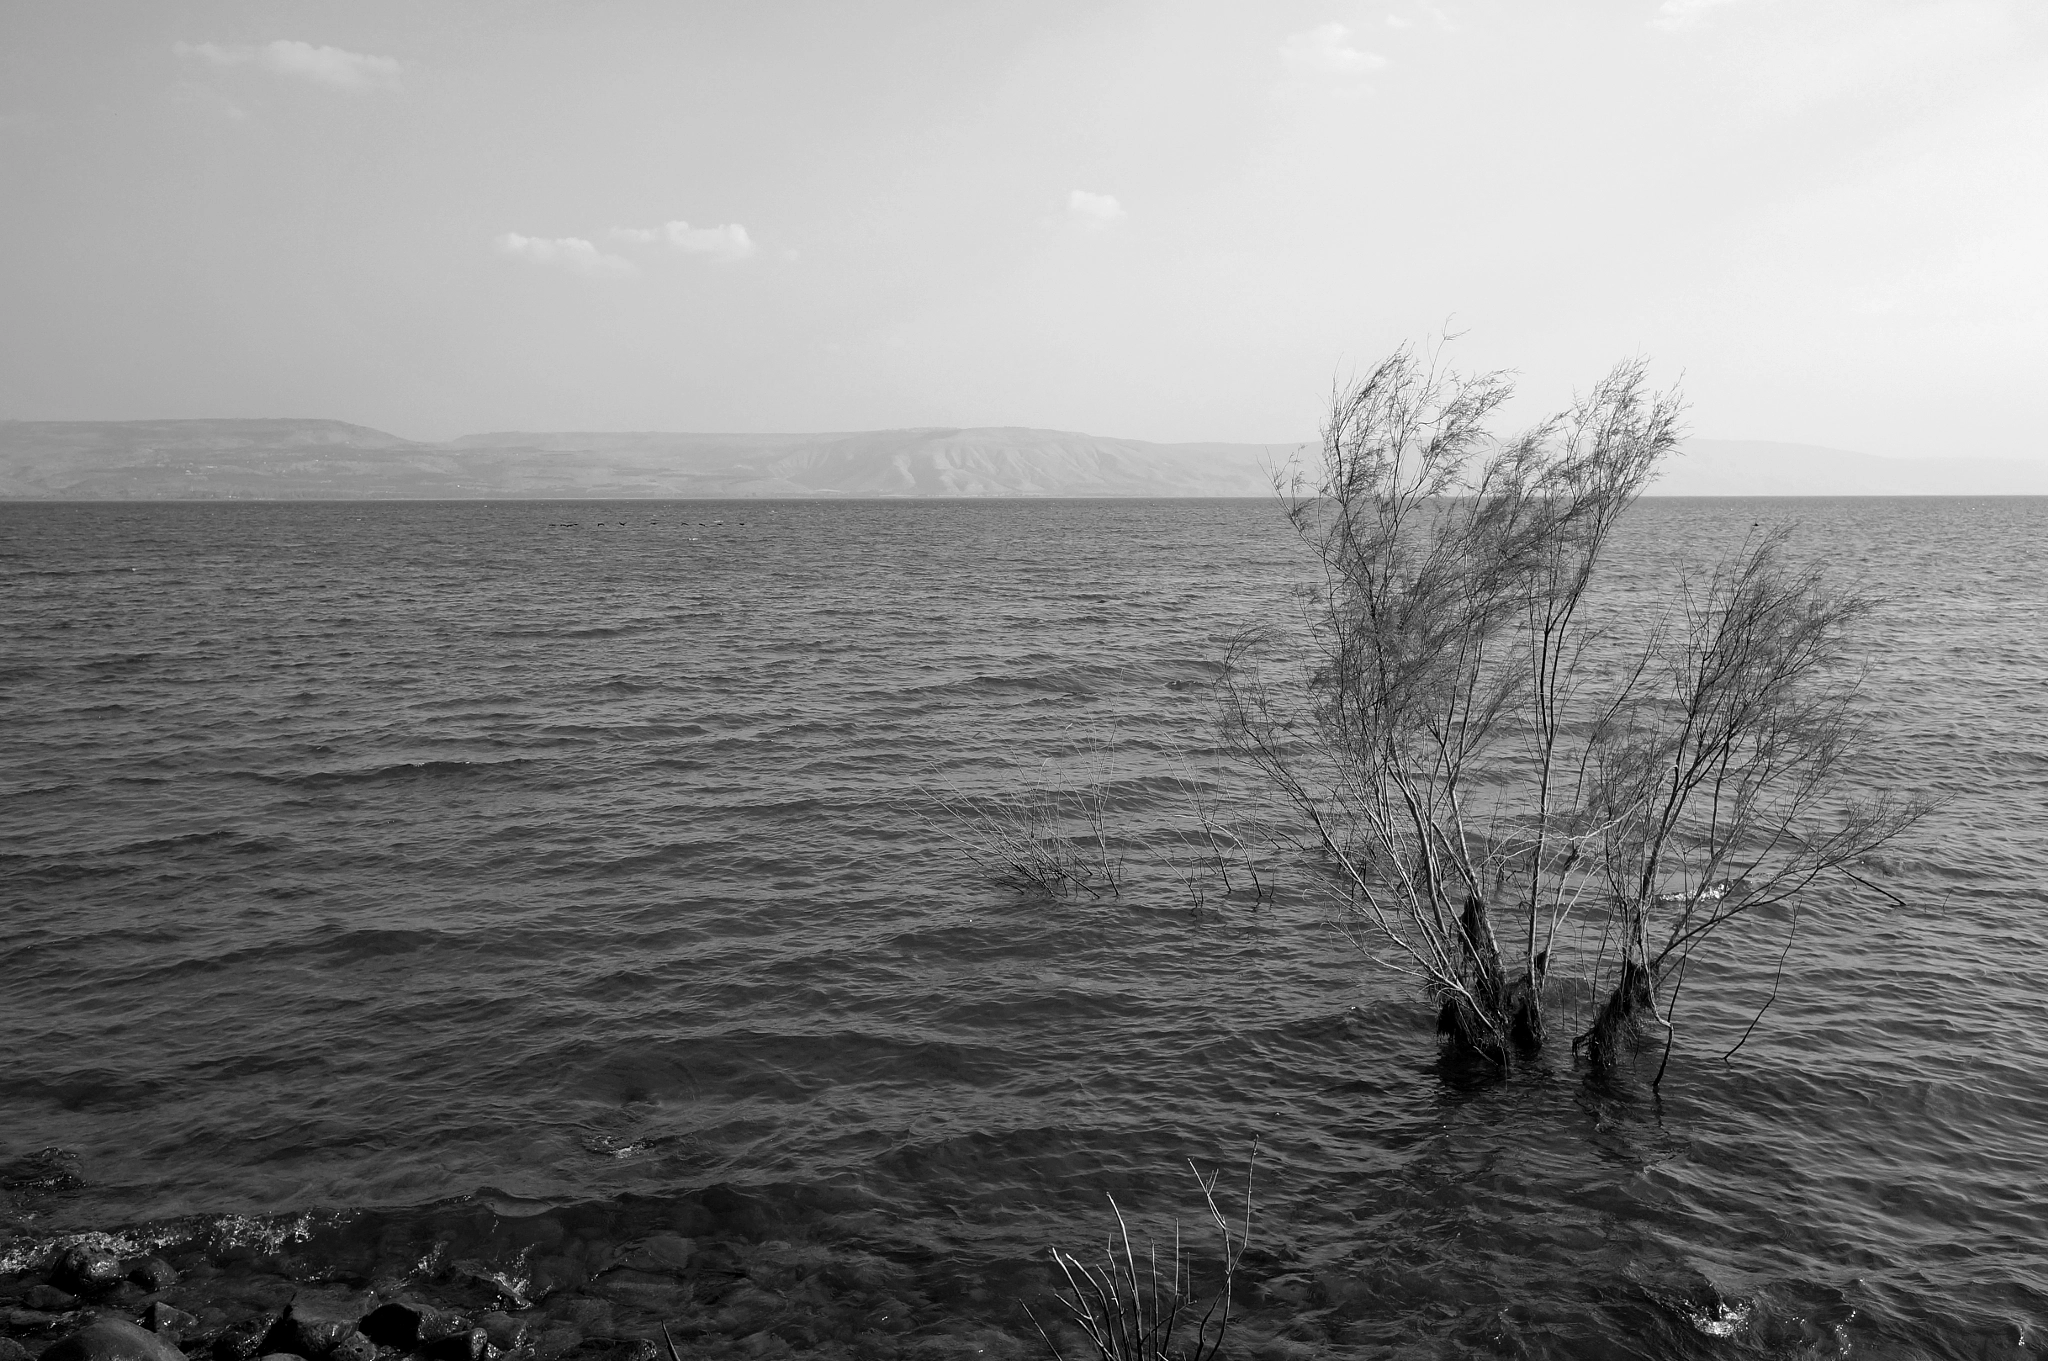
[
  {"xmin": 617, "ymin": 1237, "xmax": 694, "ymax": 1275},
  {"xmin": 126, "ymin": 1262, "xmax": 177, "ymax": 1294},
  {"xmin": 443, "ymin": 1264, "xmax": 526, "ymax": 1312},
  {"xmin": 475, "ymin": 1314, "xmax": 525, "ymax": 1352},
  {"xmin": 209, "ymin": 1319, "xmax": 267, "ymax": 1361},
  {"xmin": 20, "ymin": 1287, "xmax": 78, "ymax": 1314},
  {"xmin": 140, "ymin": 1303, "xmax": 196, "ymax": 1342},
  {"xmin": 419, "ymin": 1328, "xmax": 488, "ymax": 1361},
  {"xmin": 1, "ymin": 1337, "xmax": 30, "ymax": 1361},
  {"xmin": 49, "ymin": 1249, "xmax": 124, "ymax": 1298},
  {"xmin": 414, "ymin": 1307, "xmax": 475, "ymax": 1348},
  {"xmin": 527, "ymin": 1323, "xmax": 580, "ymax": 1361},
  {"xmin": 39, "ymin": 1317, "xmax": 186, "ymax": 1361}
]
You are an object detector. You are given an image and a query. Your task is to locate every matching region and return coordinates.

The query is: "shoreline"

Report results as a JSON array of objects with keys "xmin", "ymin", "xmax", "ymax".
[{"xmin": 1, "ymin": 1186, "xmax": 1042, "ymax": 1361}]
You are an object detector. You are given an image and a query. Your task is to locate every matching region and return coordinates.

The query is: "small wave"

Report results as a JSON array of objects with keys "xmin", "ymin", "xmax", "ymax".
[
  {"xmin": 8, "ymin": 1070, "xmax": 168, "ymax": 1113},
  {"xmin": 1682, "ymin": 1298, "xmax": 1754, "ymax": 1338},
  {"xmin": 282, "ymin": 757, "xmax": 535, "ymax": 789},
  {"xmin": 205, "ymin": 1210, "xmax": 331, "ymax": 1255},
  {"xmin": 114, "ymin": 829, "xmax": 275, "ymax": 857},
  {"xmin": 309, "ymin": 927, "xmax": 445, "ymax": 962},
  {"xmin": 0, "ymin": 1223, "xmax": 189, "ymax": 1276},
  {"xmin": 0, "ymin": 1147, "xmax": 83, "ymax": 1196}
]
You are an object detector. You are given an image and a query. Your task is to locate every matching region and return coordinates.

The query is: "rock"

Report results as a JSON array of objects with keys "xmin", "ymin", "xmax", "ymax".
[
  {"xmin": 142, "ymin": 1304, "xmax": 198, "ymax": 1342},
  {"xmin": 527, "ymin": 1325, "xmax": 580, "ymax": 1361},
  {"xmin": 447, "ymin": 1264, "xmax": 527, "ymax": 1311},
  {"xmin": 355, "ymin": 1303, "xmax": 421, "ymax": 1351},
  {"xmin": 550, "ymin": 1300, "xmax": 609, "ymax": 1339},
  {"xmin": 38, "ymin": 1317, "xmax": 187, "ymax": 1361},
  {"xmin": 126, "ymin": 1262, "xmax": 177, "ymax": 1294},
  {"xmin": 0, "ymin": 1338, "xmax": 30, "ymax": 1361},
  {"xmin": 416, "ymin": 1309, "xmax": 474, "ymax": 1345},
  {"xmin": 23, "ymin": 1286, "xmax": 79, "ymax": 1313},
  {"xmin": 50, "ymin": 1249, "xmax": 125, "ymax": 1298},
  {"xmin": 209, "ymin": 1320, "xmax": 267, "ymax": 1361},
  {"xmin": 523, "ymin": 1258, "xmax": 582, "ymax": 1301},
  {"xmin": 477, "ymin": 1315, "xmax": 526, "ymax": 1353},
  {"xmin": 328, "ymin": 1337, "xmax": 372, "ymax": 1361},
  {"xmin": 258, "ymin": 1299, "xmax": 369, "ymax": 1361},
  {"xmin": 420, "ymin": 1330, "xmax": 488, "ymax": 1361}
]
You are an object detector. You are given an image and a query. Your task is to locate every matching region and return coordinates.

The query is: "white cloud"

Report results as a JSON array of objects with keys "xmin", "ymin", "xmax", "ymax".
[
  {"xmin": 664, "ymin": 221, "xmax": 756, "ymax": 261},
  {"xmin": 175, "ymin": 40, "xmax": 401, "ymax": 90},
  {"xmin": 610, "ymin": 221, "xmax": 757, "ymax": 262},
  {"xmin": 496, "ymin": 233, "xmax": 635, "ymax": 278},
  {"xmin": 1279, "ymin": 23, "xmax": 1390, "ymax": 75},
  {"xmin": 1067, "ymin": 190, "xmax": 1126, "ymax": 225}
]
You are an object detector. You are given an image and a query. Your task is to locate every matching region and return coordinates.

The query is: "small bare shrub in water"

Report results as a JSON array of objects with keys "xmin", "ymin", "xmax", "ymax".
[
  {"xmin": 1222, "ymin": 342, "xmax": 1927, "ymax": 1079},
  {"xmin": 923, "ymin": 739, "xmax": 1129, "ymax": 898},
  {"xmin": 1030, "ymin": 1156, "xmax": 1253, "ymax": 1361},
  {"xmin": 927, "ymin": 743, "xmax": 1278, "ymax": 907}
]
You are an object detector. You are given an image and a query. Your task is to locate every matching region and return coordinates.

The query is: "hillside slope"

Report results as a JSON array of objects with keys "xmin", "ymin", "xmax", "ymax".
[
  {"xmin": 0, "ymin": 421, "xmax": 1286, "ymax": 499},
  {"xmin": 4, "ymin": 422, "xmax": 2043, "ymax": 499}
]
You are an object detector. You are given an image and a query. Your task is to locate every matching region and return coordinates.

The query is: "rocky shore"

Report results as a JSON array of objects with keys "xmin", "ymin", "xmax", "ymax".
[{"xmin": 0, "ymin": 1195, "xmax": 1035, "ymax": 1361}]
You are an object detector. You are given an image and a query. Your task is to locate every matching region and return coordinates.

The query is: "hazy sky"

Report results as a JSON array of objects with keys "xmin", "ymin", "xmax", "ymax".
[{"xmin": 2, "ymin": 1, "xmax": 2043, "ymax": 459}]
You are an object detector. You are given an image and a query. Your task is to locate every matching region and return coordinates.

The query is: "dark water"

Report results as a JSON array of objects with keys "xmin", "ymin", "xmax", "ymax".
[{"xmin": 2, "ymin": 498, "xmax": 2044, "ymax": 1360}]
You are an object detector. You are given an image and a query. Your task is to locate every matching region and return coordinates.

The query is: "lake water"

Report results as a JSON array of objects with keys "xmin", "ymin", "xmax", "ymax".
[{"xmin": 2, "ymin": 497, "xmax": 2044, "ymax": 1360}]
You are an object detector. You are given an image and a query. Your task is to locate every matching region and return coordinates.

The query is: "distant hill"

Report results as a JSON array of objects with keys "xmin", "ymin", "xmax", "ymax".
[
  {"xmin": 0, "ymin": 421, "xmax": 1285, "ymax": 499},
  {"xmin": 2, "ymin": 421, "xmax": 2043, "ymax": 499}
]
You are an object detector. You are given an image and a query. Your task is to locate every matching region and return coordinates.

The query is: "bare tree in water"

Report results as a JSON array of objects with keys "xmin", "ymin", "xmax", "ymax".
[{"xmin": 1221, "ymin": 343, "xmax": 1926, "ymax": 1080}]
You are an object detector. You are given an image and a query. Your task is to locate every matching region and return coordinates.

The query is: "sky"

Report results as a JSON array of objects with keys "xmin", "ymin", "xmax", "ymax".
[{"xmin": 1, "ymin": 1, "xmax": 2043, "ymax": 461}]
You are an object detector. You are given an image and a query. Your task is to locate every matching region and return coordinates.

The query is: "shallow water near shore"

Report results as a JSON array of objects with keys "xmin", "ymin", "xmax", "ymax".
[{"xmin": 3, "ymin": 496, "xmax": 2046, "ymax": 1360}]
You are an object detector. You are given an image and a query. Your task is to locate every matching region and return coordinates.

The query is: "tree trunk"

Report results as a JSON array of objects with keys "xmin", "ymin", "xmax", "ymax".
[{"xmin": 1434, "ymin": 897, "xmax": 1547, "ymax": 1064}]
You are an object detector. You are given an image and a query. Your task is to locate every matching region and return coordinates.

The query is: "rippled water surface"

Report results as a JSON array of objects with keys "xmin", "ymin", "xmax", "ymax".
[{"xmin": 3, "ymin": 498, "xmax": 2045, "ymax": 1360}]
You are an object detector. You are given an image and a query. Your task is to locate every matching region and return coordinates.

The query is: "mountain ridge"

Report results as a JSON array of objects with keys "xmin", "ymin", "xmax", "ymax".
[{"xmin": 3, "ymin": 419, "xmax": 2043, "ymax": 499}]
